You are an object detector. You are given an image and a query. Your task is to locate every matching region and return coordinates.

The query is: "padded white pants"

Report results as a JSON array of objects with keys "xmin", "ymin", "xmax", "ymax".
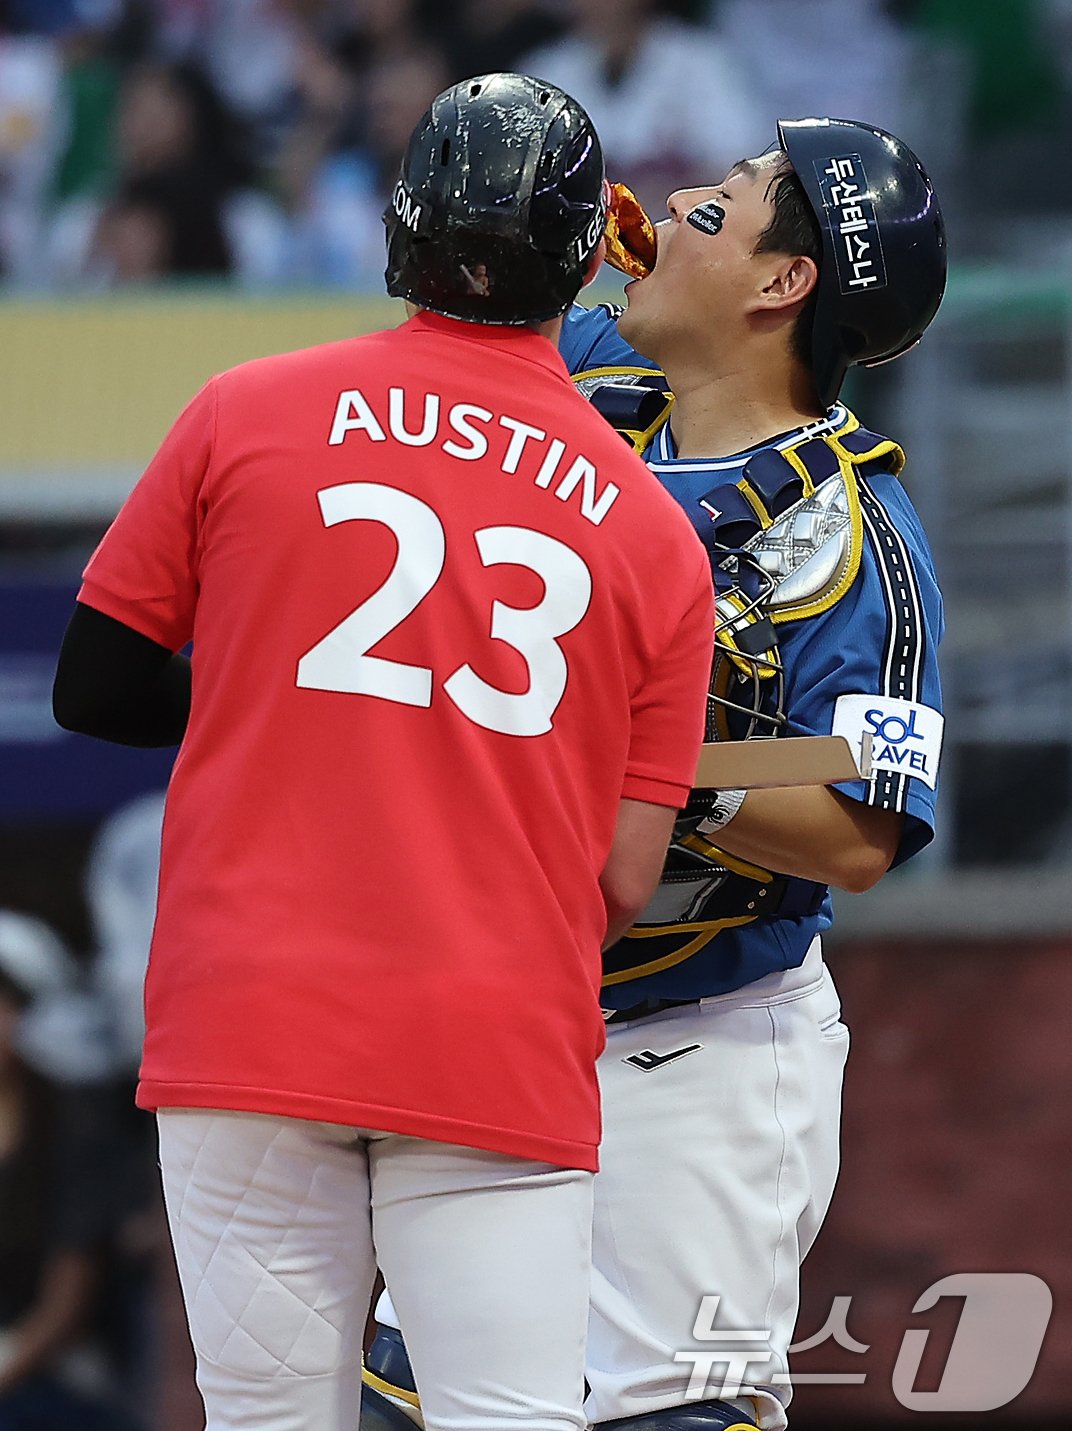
[{"xmin": 158, "ymin": 1109, "xmax": 593, "ymax": 1431}]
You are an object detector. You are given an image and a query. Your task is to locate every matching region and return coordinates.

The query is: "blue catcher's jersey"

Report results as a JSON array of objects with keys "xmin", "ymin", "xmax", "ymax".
[
  {"xmin": 562, "ymin": 301, "xmax": 661, "ymax": 374},
  {"xmin": 562, "ymin": 303, "xmax": 945, "ymax": 1006}
]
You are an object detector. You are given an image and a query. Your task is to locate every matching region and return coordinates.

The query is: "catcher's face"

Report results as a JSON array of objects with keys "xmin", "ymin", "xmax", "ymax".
[{"xmin": 618, "ymin": 151, "xmax": 791, "ymax": 362}]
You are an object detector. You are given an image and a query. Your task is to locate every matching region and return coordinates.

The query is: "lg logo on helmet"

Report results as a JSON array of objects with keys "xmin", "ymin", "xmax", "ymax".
[
  {"xmin": 572, "ymin": 196, "xmax": 607, "ymax": 264},
  {"xmin": 392, "ymin": 182, "xmax": 423, "ymax": 233}
]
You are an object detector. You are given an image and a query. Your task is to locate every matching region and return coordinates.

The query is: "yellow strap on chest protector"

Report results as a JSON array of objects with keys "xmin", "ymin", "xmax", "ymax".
[
  {"xmin": 738, "ymin": 409, "xmax": 906, "ymax": 625},
  {"xmin": 572, "ymin": 365, "xmax": 674, "ymax": 453}
]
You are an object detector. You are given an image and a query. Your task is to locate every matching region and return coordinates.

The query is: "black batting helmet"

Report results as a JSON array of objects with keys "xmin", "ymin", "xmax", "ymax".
[
  {"xmin": 777, "ymin": 117, "xmax": 947, "ymax": 408},
  {"xmin": 384, "ymin": 73, "xmax": 607, "ymax": 325}
]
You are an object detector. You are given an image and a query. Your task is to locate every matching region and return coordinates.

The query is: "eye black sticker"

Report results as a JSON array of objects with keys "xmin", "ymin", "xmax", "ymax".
[{"xmin": 687, "ymin": 202, "xmax": 725, "ymax": 236}]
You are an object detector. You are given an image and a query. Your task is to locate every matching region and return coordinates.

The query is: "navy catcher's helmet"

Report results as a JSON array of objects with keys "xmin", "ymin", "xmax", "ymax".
[
  {"xmin": 384, "ymin": 73, "xmax": 606, "ymax": 325},
  {"xmin": 777, "ymin": 117, "xmax": 947, "ymax": 408}
]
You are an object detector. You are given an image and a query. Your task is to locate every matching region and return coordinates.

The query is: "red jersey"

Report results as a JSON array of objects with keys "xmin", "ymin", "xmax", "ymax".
[{"xmin": 80, "ymin": 312, "xmax": 713, "ymax": 1170}]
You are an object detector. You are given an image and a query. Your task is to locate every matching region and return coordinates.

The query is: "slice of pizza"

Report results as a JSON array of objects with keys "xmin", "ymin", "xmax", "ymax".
[{"xmin": 603, "ymin": 181, "xmax": 657, "ymax": 280}]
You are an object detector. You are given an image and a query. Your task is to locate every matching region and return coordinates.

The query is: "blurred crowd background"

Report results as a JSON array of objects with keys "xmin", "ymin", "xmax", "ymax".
[
  {"xmin": 2, "ymin": 2, "xmax": 1072, "ymax": 1428},
  {"xmin": 2, "ymin": 0, "xmax": 1072, "ymax": 288}
]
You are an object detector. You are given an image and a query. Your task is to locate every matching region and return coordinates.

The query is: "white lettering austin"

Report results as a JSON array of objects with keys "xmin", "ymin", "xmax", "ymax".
[{"xmin": 327, "ymin": 388, "xmax": 620, "ymax": 527}]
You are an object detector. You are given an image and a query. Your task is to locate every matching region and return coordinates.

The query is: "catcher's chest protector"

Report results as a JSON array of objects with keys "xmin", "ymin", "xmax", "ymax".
[{"xmin": 601, "ymin": 409, "xmax": 906, "ymax": 989}]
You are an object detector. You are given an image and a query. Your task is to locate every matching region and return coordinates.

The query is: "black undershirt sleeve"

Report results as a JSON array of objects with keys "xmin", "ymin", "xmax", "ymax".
[{"xmin": 53, "ymin": 602, "xmax": 191, "ymax": 747}]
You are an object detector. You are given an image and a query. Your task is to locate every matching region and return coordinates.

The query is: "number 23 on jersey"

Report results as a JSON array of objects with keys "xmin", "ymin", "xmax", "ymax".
[{"xmin": 296, "ymin": 482, "xmax": 593, "ymax": 738}]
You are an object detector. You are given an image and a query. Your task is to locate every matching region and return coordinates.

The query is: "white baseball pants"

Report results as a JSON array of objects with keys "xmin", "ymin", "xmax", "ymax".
[
  {"xmin": 157, "ymin": 1109, "xmax": 593, "ymax": 1431},
  {"xmin": 377, "ymin": 939, "xmax": 847, "ymax": 1431},
  {"xmin": 585, "ymin": 939, "xmax": 848, "ymax": 1430}
]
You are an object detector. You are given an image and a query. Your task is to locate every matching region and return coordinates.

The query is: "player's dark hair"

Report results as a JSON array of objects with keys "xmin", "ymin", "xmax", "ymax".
[{"xmin": 754, "ymin": 157, "xmax": 823, "ymax": 371}]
